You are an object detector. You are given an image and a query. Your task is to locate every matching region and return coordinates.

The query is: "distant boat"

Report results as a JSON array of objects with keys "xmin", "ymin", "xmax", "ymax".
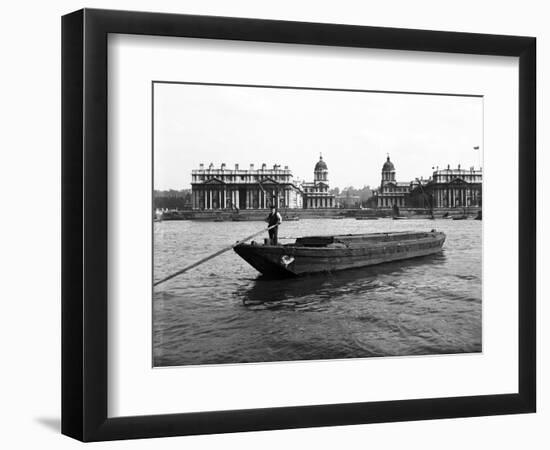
[
  {"xmin": 332, "ymin": 216, "xmax": 345, "ymax": 220},
  {"xmin": 234, "ymin": 230, "xmax": 446, "ymax": 278},
  {"xmin": 452, "ymin": 215, "xmax": 468, "ymax": 220},
  {"xmin": 356, "ymin": 217, "xmax": 379, "ymax": 220},
  {"xmin": 392, "ymin": 216, "xmax": 406, "ymax": 220}
]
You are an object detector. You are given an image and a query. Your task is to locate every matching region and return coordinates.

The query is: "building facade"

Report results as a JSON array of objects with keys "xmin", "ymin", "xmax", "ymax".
[
  {"xmin": 191, "ymin": 163, "xmax": 300, "ymax": 210},
  {"xmin": 375, "ymin": 155, "xmax": 411, "ymax": 208},
  {"xmin": 428, "ymin": 165, "xmax": 482, "ymax": 208},
  {"xmin": 301, "ymin": 156, "xmax": 336, "ymax": 208},
  {"xmin": 406, "ymin": 165, "xmax": 482, "ymax": 209}
]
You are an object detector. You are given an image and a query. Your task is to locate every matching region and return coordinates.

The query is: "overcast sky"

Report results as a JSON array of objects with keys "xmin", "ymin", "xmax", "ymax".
[{"xmin": 153, "ymin": 82, "xmax": 483, "ymax": 191}]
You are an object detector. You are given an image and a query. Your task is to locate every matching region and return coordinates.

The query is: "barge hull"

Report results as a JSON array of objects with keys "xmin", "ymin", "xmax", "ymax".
[{"xmin": 234, "ymin": 232, "xmax": 445, "ymax": 277}]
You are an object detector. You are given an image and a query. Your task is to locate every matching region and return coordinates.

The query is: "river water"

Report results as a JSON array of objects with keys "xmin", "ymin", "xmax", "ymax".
[{"xmin": 153, "ymin": 218, "xmax": 482, "ymax": 367}]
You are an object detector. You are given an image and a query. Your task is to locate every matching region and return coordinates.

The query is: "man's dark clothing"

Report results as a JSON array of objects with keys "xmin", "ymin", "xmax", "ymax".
[{"xmin": 266, "ymin": 211, "xmax": 282, "ymax": 245}]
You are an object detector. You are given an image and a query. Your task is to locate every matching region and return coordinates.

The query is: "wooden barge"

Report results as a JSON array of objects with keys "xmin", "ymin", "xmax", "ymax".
[{"xmin": 234, "ymin": 230, "xmax": 446, "ymax": 277}]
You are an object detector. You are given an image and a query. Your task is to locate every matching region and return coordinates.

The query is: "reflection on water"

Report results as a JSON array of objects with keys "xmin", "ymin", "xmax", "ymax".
[
  {"xmin": 153, "ymin": 218, "xmax": 481, "ymax": 366},
  {"xmin": 240, "ymin": 253, "xmax": 445, "ymax": 306}
]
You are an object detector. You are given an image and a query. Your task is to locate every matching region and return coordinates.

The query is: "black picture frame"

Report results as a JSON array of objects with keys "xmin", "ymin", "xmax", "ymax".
[{"xmin": 62, "ymin": 8, "xmax": 536, "ymax": 442}]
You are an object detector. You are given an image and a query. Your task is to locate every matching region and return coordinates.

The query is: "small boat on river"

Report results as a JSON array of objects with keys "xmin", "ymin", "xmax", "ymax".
[
  {"xmin": 356, "ymin": 217, "xmax": 379, "ymax": 220},
  {"xmin": 234, "ymin": 230, "xmax": 446, "ymax": 277}
]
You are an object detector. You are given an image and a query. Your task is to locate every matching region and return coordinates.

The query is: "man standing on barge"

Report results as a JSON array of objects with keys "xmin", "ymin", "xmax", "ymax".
[{"xmin": 266, "ymin": 206, "xmax": 282, "ymax": 245}]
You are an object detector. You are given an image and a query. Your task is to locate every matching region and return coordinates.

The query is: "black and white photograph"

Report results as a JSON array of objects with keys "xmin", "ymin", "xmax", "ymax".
[
  {"xmin": 152, "ymin": 82, "xmax": 483, "ymax": 367},
  {"xmin": 0, "ymin": 0, "xmax": 543, "ymax": 446}
]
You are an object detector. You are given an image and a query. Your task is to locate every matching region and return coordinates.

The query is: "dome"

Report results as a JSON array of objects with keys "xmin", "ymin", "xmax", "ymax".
[
  {"xmin": 314, "ymin": 156, "xmax": 328, "ymax": 171},
  {"xmin": 382, "ymin": 156, "xmax": 395, "ymax": 172}
]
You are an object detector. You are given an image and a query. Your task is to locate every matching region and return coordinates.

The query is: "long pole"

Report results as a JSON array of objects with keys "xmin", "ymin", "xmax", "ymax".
[{"xmin": 153, "ymin": 224, "xmax": 278, "ymax": 287}]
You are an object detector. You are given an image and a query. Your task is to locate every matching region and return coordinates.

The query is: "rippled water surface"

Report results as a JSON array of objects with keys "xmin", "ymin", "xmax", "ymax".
[{"xmin": 153, "ymin": 218, "xmax": 481, "ymax": 366}]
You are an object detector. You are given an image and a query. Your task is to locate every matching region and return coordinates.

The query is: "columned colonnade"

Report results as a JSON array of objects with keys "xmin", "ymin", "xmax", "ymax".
[
  {"xmin": 432, "ymin": 186, "xmax": 481, "ymax": 208},
  {"xmin": 304, "ymin": 196, "xmax": 334, "ymax": 208},
  {"xmin": 192, "ymin": 186, "xmax": 292, "ymax": 210}
]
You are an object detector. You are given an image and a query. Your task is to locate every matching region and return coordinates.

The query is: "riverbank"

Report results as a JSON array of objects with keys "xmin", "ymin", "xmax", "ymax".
[{"xmin": 159, "ymin": 207, "xmax": 482, "ymax": 221}]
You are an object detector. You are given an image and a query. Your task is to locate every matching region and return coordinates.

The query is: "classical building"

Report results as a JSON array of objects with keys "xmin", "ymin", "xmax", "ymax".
[
  {"xmin": 375, "ymin": 155, "xmax": 411, "ymax": 208},
  {"xmin": 191, "ymin": 163, "xmax": 300, "ymax": 210},
  {"xmin": 301, "ymin": 156, "xmax": 336, "ymax": 209},
  {"xmin": 427, "ymin": 165, "xmax": 482, "ymax": 208},
  {"xmin": 406, "ymin": 165, "xmax": 482, "ymax": 209}
]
